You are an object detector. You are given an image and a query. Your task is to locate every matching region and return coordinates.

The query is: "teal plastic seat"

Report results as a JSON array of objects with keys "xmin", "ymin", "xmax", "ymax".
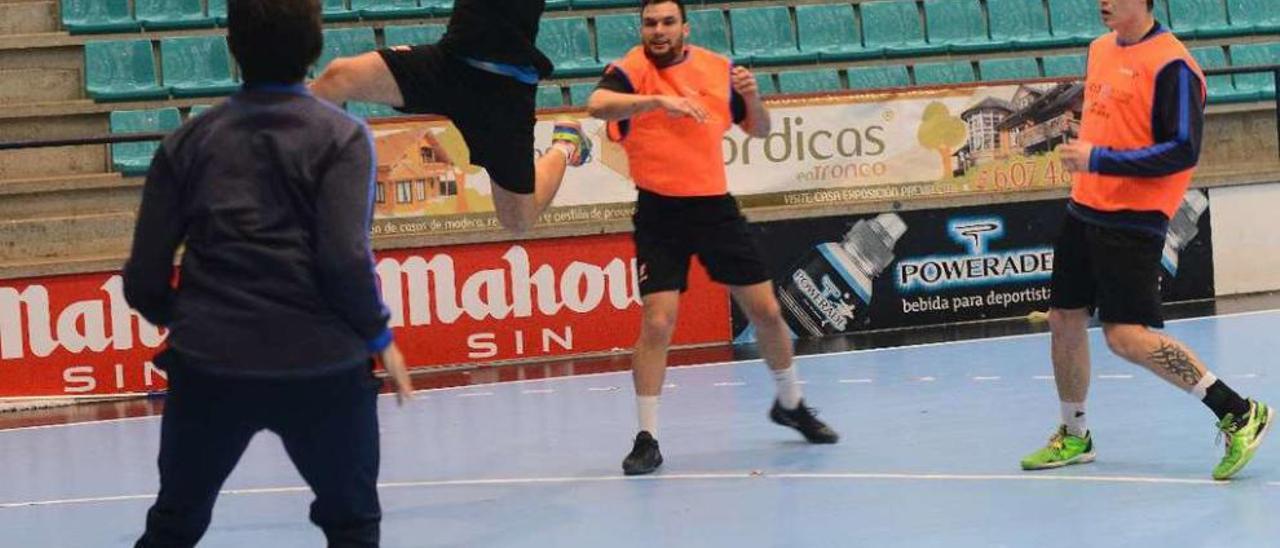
[
  {"xmin": 687, "ymin": 9, "xmax": 733, "ymax": 58},
  {"xmin": 420, "ymin": 0, "xmax": 453, "ymax": 16},
  {"xmin": 987, "ymin": 0, "xmax": 1072, "ymax": 50},
  {"xmin": 110, "ymin": 108, "xmax": 182, "ymax": 176},
  {"xmin": 61, "ymin": 0, "xmax": 139, "ymax": 34},
  {"xmin": 208, "ymin": 0, "xmax": 225, "ymax": 25},
  {"xmin": 545, "ymin": 0, "xmax": 569, "ymax": 10},
  {"xmin": 1226, "ymin": 0, "xmax": 1280, "ymax": 34},
  {"xmin": 757, "ymin": 73, "xmax": 780, "ymax": 95},
  {"xmin": 161, "ymin": 36, "xmax": 238, "ymax": 97},
  {"xmin": 777, "ymin": 69, "xmax": 842, "ymax": 94},
  {"xmin": 730, "ymin": 6, "xmax": 815, "ymax": 65},
  {"xmin": 314, "ymin": 28, "xmax": 378, "ymax": 77},
  {"xmin": 322, "ymin": 0, "xmax": 359, "ymax": 22},
  {"xmin": 913, "ymin": 60, "xmax": 975, "ymax": 85},
  {"xmin": 979, "ymin": 57, "xmax": 1041, "ymax": 81},
  {"xmin": 847, "ymin": 64, "xmax": 910, "ymax": 90},
  {"xmin": 596, "ymin": 14, "xmax": 640, "ymax": 65},
  {"xmin": 384, "ymin": 24, "xmax": 447, "ymax": 47},
  {"xmin": 796, "ymin": 3, "xmax": 876, "ymax": 62},
  {"xmin": 1230, "ymin": 42, "xmax": 1280, "ymax": 101},
  {"xmin": 537, "ymin": 17, "xmax": 603, "ymax": 77},
  {"xmin": 347, "ymin": 102, "xmax": 399, "ymax": 119},
  {"xmin": 1042, "ymin": 53, "xmax": 1086, "ymax": 77},
  {"xmin": 350, "ymin": 0, "xmax": 429, "ymax": 19},
  {"xmin": 536, "ymin": 85, "xmax": 564, "ymax": 109},
  {"xmin": 568, "ymin": 83, "xmax": 595, "ymax": 106},
  {"xmin": 924, "ymin": 0, "xmax": 1002, "ymax": 53},
  {"xmin": 1189, "ymin": 46, "xmax": 1251, "ymax": 103},
  {"xmin": 85, "ymin": 40, "xmax": 169, "ymax": 101},
  {"xmin": 861, "ymin": 0, "xmax": 946, "ymax": 58},
  {"xmin": 188, "ymin": 104, "xmax": 214, "ymax": 119},
  {"xmin": 1049, "ymin": 0, "xmax": 1107, "ymax": 45},
  {"xmin": 134, "ymin": 0, "xmax": 215, "ymax": 30},
  {"xmin": 1167, "ymin": 0, "xmax": 1238, "ymax": 38}
]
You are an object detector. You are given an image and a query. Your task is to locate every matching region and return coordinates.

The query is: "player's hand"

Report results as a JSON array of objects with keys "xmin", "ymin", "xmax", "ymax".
[
  {"xmin": 1056, "ymin": 139, "xmax": 1095, "ymax": 173},
  {"xmin": 652, "ymin": 95, "xmax": 709, "ymax": 123},
  {"xmin": 377, "ymin": 342, "xmax": 413, "ymax": 406},
  {"xmin": 731, "ymin": 66, "xmax": 759, "ymax": 98}
]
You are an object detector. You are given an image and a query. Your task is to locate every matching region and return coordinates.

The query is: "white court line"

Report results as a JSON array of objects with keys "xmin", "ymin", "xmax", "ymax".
[
  {"xmin": 713, "ymin": 382, "xmax": 746, "ymax": 387},
  {"xmin": 916, "ymin": 377, "xmax": 936, "ymax": 382},
  {"xmin": 1033, "ymin": 375, "xmax": 1055, "ymax": 380},
  {"xmin": 587, "ymin": 387, "xmax": 619, "ymax": 392},
  {"xmin": 1234, "ymin": 374, "xmax": 1260, "ymax": 379},
  {"xmin": 0, "ymin": 472, "xmax": 1237, "ymax": 509},
  {"xmin": 663, "ymin": 384, "xmax": 678, "ymax": 388},
  {"xmin": 521, "ymin": 389, "xmax": 555, "ymax": 395},
  {"xmin": 456, "ymin": 392, "xmax": 494, "ymax": 398},
  {"xmin": 839, "ymin": 379, "xmax": 873, "ymax": 384},
  {"xmin": 972, "ymin": 376, "xmax": 1001, "ymax": 381},
  {"xmin": 1098, "ymin": 374, "xmax": 1134, "ymax": 379}
]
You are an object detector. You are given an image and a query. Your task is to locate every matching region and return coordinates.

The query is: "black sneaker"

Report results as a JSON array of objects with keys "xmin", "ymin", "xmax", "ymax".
[
  {"xmin": 770, "ymin": 399, "xmax": 839, "ymax": 444},
  {"xmin": 622, "ymin": 431, "xmax": 663, "ymax": 475}
]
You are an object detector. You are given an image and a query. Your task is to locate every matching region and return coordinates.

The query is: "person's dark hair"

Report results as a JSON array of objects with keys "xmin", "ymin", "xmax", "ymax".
[
  {"xmin": 227, "ymin": 0, "xmax": 323, "ymax": 84},
  {"xmin": 640, "ymin": 0, "xmax": 686, "ymax": 22},
  {"xmin": 1147, "ymin": 0, "xmax": 1154, "ymax": 10}
]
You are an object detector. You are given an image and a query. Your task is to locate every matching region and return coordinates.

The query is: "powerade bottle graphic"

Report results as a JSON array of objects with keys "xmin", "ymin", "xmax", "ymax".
[
  {"xmin": 774, "ymin": 213, "xmax": 908, "ymax": 338},
  {"xmin": 1161, "ymin": 190, "xmax": 1208, "ymax": 278}
]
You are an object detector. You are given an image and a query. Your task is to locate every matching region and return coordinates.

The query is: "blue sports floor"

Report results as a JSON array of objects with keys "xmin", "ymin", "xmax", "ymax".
[{"xmin": 2, "ymin": 310, "xmax": 1278, "ymax": 547}]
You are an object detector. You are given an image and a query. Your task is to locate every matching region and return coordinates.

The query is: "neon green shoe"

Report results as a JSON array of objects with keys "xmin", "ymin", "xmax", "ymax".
[
  {"xmin": 1212, "ymin": 399, "xmax": 1274, "ymax": 480},
  {"xmin": 1021, "ymin": 426, "xmax": 1095, "ymax": 470},
  {"xmin": 551, "ymin": 119, "xmax": 593, "ymax": 167}
]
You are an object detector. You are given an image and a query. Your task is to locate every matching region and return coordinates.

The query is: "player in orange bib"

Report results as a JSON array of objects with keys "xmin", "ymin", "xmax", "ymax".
[
  {"xmin": 1021, "ymin": 0, "xmax": 1271, "ymax": 479},
  {"xmin": 587, "ymin": 0, "xmax": 838, "ymax": 476}
]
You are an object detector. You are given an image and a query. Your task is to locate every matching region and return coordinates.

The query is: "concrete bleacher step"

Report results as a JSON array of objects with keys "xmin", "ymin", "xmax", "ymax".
[
  {"xmin": 0, "ymin": 210, "xmax": 135, "ymax": 264},
  {"xmin": 0, "ymin": 173, "xmax": 140, "ymax": 221},
  {"xmin": 0, "ymin": 1, "xmax": 57, "ymax": 36}
]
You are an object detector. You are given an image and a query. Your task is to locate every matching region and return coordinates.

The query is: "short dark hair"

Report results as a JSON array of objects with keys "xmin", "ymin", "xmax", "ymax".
[
  {"xmin": 1147, "ymin": 0, "xmax": 1154, "ymax": 10},
  {"xmin": 227, "ymin": 0, "xmax": 322, "ymax": 84},
  {"xmin": 640, "ymin": 0, "xmax": 686, "ymax": 22}
]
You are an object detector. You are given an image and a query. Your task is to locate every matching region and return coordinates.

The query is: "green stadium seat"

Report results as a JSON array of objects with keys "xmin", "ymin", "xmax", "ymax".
[
  {"xmin": 420, "ymin": 0, "xmax": 453, "ymax": 16},
  {"xmin": 322, "ymin": 0, "xmax": 359, "ymax": 22},
  {"xmin": 796, "ymin": 3, "xmax": 877, "ymax": 62},
  {"xmin": 913, "ymin": 60, "xmax": 975, "ymax": 85},
  {"xmin": 596, "ymin": 13, "xmax": 640, "ymax": 65},
  {"xmin": 847, "ymin": 64, "xmax": 910, "ymax": 89},
  {"xmin": 568, "ymin": 83, "xmax": 595, "ymax": 106},
  {"xmin": 1226, "ymin": 0, "xmax": 1280, "ymax": 34},
  {"xmin": 1049, "ymin": 0, "xmax": 1108, "ymax": 45},
  {"xmin": 536, "ymin": 85, "xmax": 564, "ymax": 109},
  {"xmin": 1167, "ymin": 0, "xmax": 1238, "ymax": 38},
  {"xmin": 110, "ymin": 108, "xmax": 182, "ymax": 176},
  {"xmin": 924, "ymin": 0, "xmax": 1003, "ymax": 53},
  {"xmin": 687, "ymin": 9, "xmax": 733, "ymax": 58},
  {"xmin": 537, "ymin": 17, "xmax": 603, "ymax": 77},
  {"xmin": 987, "ymin": 0, "xmax": 1072, "ymax": 50},
  {"xmin": 757, "ymin": 72, "xmax": 780, "ymax": 95},
  {"xmin": 134, "ymin": 0, "xmax": 215, "ymax": 30},
  {"xmin": 979, "ymin": 57, "xmax": 1041, "ymax": 81},
  {"xmin": 1042, "ymin": 53, "xmax": 1086, "ymax": 77},
  {"xmin": 61, "ymin": 0, "xmax": 139, "ymax": 34},
  {"xmin": 777, "ymin": 68, "xmax": 842, "ymax": 94},
  {"xmin": 730, "ymin": 6, "xmax": 816, "ymax": 65},
  {"xmin": 160, "ymin": 36, "xmax": 239, "ymax": 98},
  {"xmin": 208, "ymin": 0, "xmax": 225, "ymax": 25},
  {"xmin": 350, "ymin": 0, "xmax": 430, "ymax": 19},
  {"xmin": 1189, "ymin": 46, "xmax": 1252, "ymax": 103},
  {"xmin": 188, "ymin": 104, "xmax": 214, "ymax": 119},
  {"xmin": 861, "ymin": 0, "xmax": 946, "ymax": 58},
  {"xmin": 314, "ymin": 28, "xmax": 378, "ymax": 77},
  {"xmin": 384, "ymin": 24, "xmax": 447, "ymax": 48},
  {"xmin": 545, "ymin": 0, "xmax": 569, "ymax": 10},
  {"xmin": 347, "ymin": 102, "xmax": 399, "ymax": 119},
  {"xmin": 84, "ymin": 40, "xmax": 169, "ymax": 101},
  {"xmin": 1230, "ymin": 42, "xmax": 1280, "ymax": 101}
]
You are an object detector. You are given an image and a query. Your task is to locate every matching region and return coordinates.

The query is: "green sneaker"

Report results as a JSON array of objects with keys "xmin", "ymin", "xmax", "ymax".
[
  {"xmin": 1212, "ymin": 399, "xmax": 1273, "ymax": 480},
  {"xmin": 1021, "ymin": 426, "xmax": 1096, "ymax": 470}
]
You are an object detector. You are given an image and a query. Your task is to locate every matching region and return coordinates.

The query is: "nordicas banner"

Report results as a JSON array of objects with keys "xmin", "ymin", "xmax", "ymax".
[
  {"xmin": 368, "ymin": 82, "xmax": 1083, "ymax": 236},
  {"xmin": 0, "ymin": 234, "xmax": 729, "ymax": 398},
  {"xmin": 733, "ymin": 192, "xmax": 1215, "ymax": 342}
]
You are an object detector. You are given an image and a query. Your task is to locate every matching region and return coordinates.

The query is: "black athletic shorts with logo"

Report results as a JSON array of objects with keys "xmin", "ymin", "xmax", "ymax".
[
  {"xmin": 1049, "ymin": 213, "xmax": 1166, "ymax": 328},
  {"xmin": 377, "ymin": 44, "xmax": 537, "ymax": 194},
  {"xmin": 633, "ymin": 189, "xmax": 771, "ymax": 296}
]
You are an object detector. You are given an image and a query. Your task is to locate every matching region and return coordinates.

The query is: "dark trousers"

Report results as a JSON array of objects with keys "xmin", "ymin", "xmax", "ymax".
[{"xmin": 135, "ymin": 358, "xmax": 382, "ymax": 548}]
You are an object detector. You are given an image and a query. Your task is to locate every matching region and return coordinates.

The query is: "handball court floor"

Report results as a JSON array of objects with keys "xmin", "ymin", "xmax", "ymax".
[{"xmin": 2, "ymin": 295, "xmax": 1279, "ymax": 547}]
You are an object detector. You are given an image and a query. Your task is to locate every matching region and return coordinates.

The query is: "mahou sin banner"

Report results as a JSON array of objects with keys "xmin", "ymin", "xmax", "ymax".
[{"xmin": 0, "ymin": 234, "xmax": 729, "ymax": 398}]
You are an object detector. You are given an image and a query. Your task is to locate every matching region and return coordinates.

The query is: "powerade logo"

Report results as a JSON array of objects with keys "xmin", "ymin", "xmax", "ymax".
[
  {"xmin": 792, "ymin": 270, "xmax": 855, "ymax": 331},
  {"xmin": 896, "ymin": 217, "xmax": 1053, "ymax": 292}
]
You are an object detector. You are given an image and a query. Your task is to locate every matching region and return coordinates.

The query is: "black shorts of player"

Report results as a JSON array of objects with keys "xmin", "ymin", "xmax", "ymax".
[
  {"xmin": 1049, "ymin": 213, "xmax": 1166, "ymax": 328},
  {"xmin": 377, "ymin": 44, "xmax": 536, "ymax": 194},
  {"xmin": 632, "ymin": 189, "xmax": 771, "ymax": 296}
]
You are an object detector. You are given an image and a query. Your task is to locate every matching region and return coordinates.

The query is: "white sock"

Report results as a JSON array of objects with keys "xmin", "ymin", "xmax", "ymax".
[
  {"xmin": 1191, "ymin": 371, "xmax": 1217, "ymax": 400},
  {"xmin": 1061, "ymin": 401, "xmax": 1087, "ymax": 437},
  {"xmin": 772, "ymin": 366, "xmax": 803, "ymax": 410},
  {"xmin": 637, "ymin": 396, "xmax": 659, "ymax": 436},
  {"xmin": 551, "ymin": 140, "xmax": 577, "ymax": 160}
]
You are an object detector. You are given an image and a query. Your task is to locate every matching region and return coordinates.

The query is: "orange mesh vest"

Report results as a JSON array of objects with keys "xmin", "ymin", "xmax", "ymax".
[
  {"xmin": 606, "ymin": 46, "xmax": 733, "ymax": 197},
  {"xmin": 1072, "ymin": 30, "xmax": 1206, "ymax": 219}
]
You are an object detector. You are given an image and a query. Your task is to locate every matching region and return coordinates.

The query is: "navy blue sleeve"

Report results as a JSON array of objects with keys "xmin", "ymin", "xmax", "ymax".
[
  {"xmin": 1088, "ymin": 60, "xmax": 1204, "ymax": 177},
  {"xmin": 123, "ymin": 147, "xmax": 186, "ymax": 327},
  {"xmin": 313, "ymin": 126, "xmax": 392, "ymax": 353},
  {"xmin": 596, "ymin": 67, "xmax": 634, "ymax": 93},
  {"xmin": 731, "ymin": 89, "xmax": 746, "ymax": 124}
]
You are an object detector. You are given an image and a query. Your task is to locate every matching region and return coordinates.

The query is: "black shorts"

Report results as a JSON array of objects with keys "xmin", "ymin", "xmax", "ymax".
[
  {"xmin": 633, "ymin": 190, "xmax": 771, "ymax": 296},
  {"xmin": 377, "ymin": 45, "xmax": 536, "ymax": 194},
  {"xmin": 1049, "ymin": 213, "xmax": 1165, "ymax": 327}
]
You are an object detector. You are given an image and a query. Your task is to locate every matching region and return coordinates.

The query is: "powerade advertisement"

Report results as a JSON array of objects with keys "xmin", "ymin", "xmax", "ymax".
[{"xmin": 733, "ymin": 192, "xmax": 1215, "ymax": 342}]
